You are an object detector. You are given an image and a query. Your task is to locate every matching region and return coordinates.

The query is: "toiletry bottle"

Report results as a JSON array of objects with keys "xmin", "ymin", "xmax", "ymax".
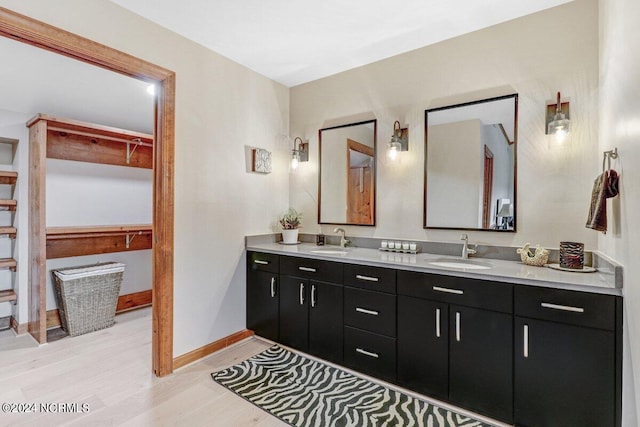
[{"xmin": 316, "ymin": 227, "xmax": 325, "ymax": 246}]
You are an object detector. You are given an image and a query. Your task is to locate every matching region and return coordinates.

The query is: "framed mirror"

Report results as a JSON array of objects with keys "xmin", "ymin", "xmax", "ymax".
[
  {"xmin": 319, "ymin": 120, "xmax": 377, "ymax": 225},
  {"xmin": 424, "ymin": 94, "xmax": 517, "ymax": 231}
]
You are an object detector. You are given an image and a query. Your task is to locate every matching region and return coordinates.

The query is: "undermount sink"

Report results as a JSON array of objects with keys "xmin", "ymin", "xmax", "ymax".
[
  {"xmin": 309, "ymin": 249, "xmax": 349, "ymax": 255},
  {"xmin": 429, "ymin": 259, "xmax": 492, "ymax": 270}
]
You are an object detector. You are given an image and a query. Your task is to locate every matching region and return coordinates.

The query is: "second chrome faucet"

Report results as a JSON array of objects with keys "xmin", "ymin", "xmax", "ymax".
[{"xmin": 460, "ymin": 233, "xmax": 476, "ymax": 259}]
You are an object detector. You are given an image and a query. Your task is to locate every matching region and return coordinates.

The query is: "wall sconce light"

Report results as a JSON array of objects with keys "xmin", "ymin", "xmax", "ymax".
[
  {"xmin": 546, "ymin": 91, "xmax": 570, "ymax": 141},
  {"xmin": 290, "ymin": 136, "xmax": 308, "ymax": 170},
  {"xmin": 388, "ymin": 121, "xmax": 408, "ymax": 160}
]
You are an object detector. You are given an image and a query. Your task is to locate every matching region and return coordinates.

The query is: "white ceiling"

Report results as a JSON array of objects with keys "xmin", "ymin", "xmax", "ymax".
[
  {"xmin": 0, "ymin": 36, "xmax": 154, "ymax": 133},
  {"xmin": 110, "ymin": 0, "xmax": 571, "ymax": 87}
]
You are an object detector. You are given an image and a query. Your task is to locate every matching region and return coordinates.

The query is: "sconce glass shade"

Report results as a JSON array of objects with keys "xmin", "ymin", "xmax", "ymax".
[
  {"xmin": 387, "ymin": 121, "xmax": 407, "ymax": 160},
  {"xmin": 290, "ymin": 150, "xmax": 299, "ymax": 170},
  {"xmin": 387, "ymin": 138, "xmax": 402, "ymax": 160},
  {"xmin": 290, "ymin": 136, "xmax": 308, "ymax": 171},
  {"xmin": 548, "ymin": 92, "xmax": 570, "ymax": 141},
  {"xmin": 548, "ymin": 113, "xmax": 570, "ymax": 141}
]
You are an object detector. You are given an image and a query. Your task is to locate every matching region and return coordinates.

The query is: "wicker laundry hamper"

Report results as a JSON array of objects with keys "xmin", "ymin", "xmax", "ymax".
[{"xmin": 52, "ymin": 262, "xmax": 125, "ymax": 336}]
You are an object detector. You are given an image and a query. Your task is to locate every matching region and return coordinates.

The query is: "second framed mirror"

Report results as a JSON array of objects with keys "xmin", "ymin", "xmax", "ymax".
[{"xmin": 424, "ymin": 94, "xmax": 518, "ymax": 231}]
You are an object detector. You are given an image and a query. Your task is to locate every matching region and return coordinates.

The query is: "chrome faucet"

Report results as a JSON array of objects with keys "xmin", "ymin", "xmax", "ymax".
[
  {"xmin": 460, "ymin": 234, "xmax": 476, "ymax": 259},
  {"xmin": 333, "ymin": 227, "xmax": 350, "ymax": 248}
]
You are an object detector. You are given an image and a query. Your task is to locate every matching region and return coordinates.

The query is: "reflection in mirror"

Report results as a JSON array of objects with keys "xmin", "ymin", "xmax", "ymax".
[
  {"xmin": 424, "ymin": 94, "xmax": 517, "ymax": 231},
  {"xmin": 319, "ymin": 120, "xmax": 376, "ymax": 225}
]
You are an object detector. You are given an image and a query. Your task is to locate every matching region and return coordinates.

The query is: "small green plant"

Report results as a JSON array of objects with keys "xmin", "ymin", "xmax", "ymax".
[{"xmin": 279, "ymin": 208, "xmax": 302, "ymax": 230}]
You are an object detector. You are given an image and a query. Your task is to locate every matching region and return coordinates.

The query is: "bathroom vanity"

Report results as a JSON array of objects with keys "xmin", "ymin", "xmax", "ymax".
[{"xmin": 246, "ymin": 243, "xmax": 622, "ymax": 426}]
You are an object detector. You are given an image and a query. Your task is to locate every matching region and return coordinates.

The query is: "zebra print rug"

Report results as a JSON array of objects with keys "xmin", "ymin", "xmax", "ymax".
[{"xmin": 211, "ymin": 345, "xmax": 494, "ymax": 427}]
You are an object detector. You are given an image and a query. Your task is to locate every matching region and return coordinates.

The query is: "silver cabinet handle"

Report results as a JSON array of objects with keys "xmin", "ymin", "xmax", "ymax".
[
  {"xmin": 311, "ymin": 284, "xmax": 316, "ymax": 308},
  {"xmin": 355, "ymin": 307, "xmax": 379, "ymax": 316},
  {"xmin": 455, "ymin": 312, "xmax": 461, "ymax": 342},
  {"xmin": 299, "ymin": 282, "xmax": 305, "ymax": 305},
  {"xmin": 435, "ymin": 308, "xmax": 441, "ymax": 338},
  {"xmin": 524, "ymin": 324, "xmax": 529, "ymax": 358},
  {"xmin": 433, "ymin": 286, "xmax": 464, "ymax": 295},
  {"xmin": 356, "ymin": 348, "xmax": 379, "ymax": 358},
  {"xmin": 355, "ymin": 274, "xmax": 379, "ymax": 282},
  {"xmin": 254, "ymin": 260, "xmax": 269, "ymax": 265},
  {"xmin": 541, "ymin": 302, "xmax": 585, "ymax": 313},
  {"xmin": 298, "ymin": 266, "xmax": 317, "ymax": 273},
  {"xmin": 270, "ymin": 277, "xmax": 276, "ymax": 298}
]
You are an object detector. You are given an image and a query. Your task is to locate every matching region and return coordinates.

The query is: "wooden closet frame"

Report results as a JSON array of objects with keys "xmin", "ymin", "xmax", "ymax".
[{"xmin": 0, "ymin": 8, "xmax": 175, "ymax": 376}]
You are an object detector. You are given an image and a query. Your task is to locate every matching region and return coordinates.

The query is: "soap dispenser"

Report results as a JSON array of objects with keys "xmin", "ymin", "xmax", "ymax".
[{"xmin": 316, "ymin": 227, "xmax": 325, "ymax": 246}]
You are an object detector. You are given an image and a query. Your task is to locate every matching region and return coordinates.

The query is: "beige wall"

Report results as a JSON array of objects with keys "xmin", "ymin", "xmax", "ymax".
[
  {"xmin": 290, "ymin": 0, "xmax": 600, "ymax": 249},
  {"xmin": 0, "ymin": 0, "xmax": 291, "ymax": 357},
  {"xmin": 427, "ymin": 120, "xmax": 482, "ymax": 228},
  {"xmin": 599, "ymin": 0, "xmax": 640, "ymax": 423}
]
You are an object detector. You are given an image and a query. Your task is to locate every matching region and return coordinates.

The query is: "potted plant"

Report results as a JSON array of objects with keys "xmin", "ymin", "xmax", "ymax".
[{"xmin": 279, "ymin": 208, "xmax": 302, "ymax": 244}]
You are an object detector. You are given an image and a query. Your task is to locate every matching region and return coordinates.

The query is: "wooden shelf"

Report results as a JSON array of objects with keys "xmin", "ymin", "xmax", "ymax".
[
  {"xmin": 27, "ymin": 114, "xmax": 154, "ymax": 169},
  {"xmin": 0, "ymin": 227, "xmax": 17, "ymax": 238},
  {"xmin": 0, "ymin": 171, "xmax": 17, "ymax": 185},
  {"xmin": 0, "ymin": 137, "xmax": 18, "ymax": 146},
  {"xmin": 0, "ymin": 258, "xmax": 17, "ymax": 271},
  {"xmin": 0, "ymin": 289, "xmax": 16, "ymax": 303},
  {"xmin": 0, "ymin": 200, "xmax": 16, "ymax": 211},
  {"xmin": 46, "ymin": 224, "xmax": 153, "ymax": 259}
]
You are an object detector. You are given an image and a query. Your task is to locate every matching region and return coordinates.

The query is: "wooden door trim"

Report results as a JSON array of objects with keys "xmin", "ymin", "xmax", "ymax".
[
  {"xmin": 0, "ymin": 7, "xmax": 175, "ymax": 377},
  {"xmin": 482, "ymin": 145, "xmax": 494, "ymax": 229},
  {"xmin": 347, "ymin": 138, "xmax": 374, "ymax": 157},
  {"xmin": 346, "ymin": 138, "xmax": 374, "ymax": 225}
]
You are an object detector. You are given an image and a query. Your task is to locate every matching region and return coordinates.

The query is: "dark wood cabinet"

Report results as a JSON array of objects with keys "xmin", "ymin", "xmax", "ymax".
[
  {"xmin": 343, "ymin": 266, "xmax": 397, "ymax": 382},
  {"xmin": 397, "ymin": 295, "xmax": 449, "ymax": 399},
  {"xmin": 449, "ymin": 305, "xmax": 512, "ymax": 422},
  {"xmin": 279, "ymin": 275, "xmax": 310, "ymax": 351},
  {"xmin": 514, "ymin": 286, "xmax": 620, "ymax": 427},
  {"xmin": 246, "ymin": 270, "xmax": 279, "ymax": 341},
  {"xmin": 397, "ymin": 271, "xmax": 513, "ymax": 423},
  {"xmin": 280, "ymin": 277, "xmax": 344, "ymax": 361},
  {"xmin": 248, "ymin": 251, "xmax": 622, "ymax": 427},
  {"xmin": 514, "ymin": 317, "xmax": 615, "ymax": 427},
  {"xmin": 246, "ymin": 253, "xmax": 279, "ymax": 342},
  {"xmin": 308, "ymin": 281, "xmax": 343, "ymax": 363},
  {"xmin": 278, "ymin": 256, "xmax": 344, "ymax": 362}
]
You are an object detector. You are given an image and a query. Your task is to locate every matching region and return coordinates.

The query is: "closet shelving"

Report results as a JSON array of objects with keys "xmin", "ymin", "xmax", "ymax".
[
  {"xmin": 27, "ymin": 114, "xmax": 153, "ymax": 343},
  {"xmin": 46, "ymin": 224, "xmax": 153, "ymax": 258},
  {"xmin": 0, "ymin": 138, "xmax": 18, "ymax": 313}
]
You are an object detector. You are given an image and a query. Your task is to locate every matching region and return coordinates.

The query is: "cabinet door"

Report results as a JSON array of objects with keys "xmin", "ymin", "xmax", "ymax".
[
  {"xmin": 449, "ymin": 305, "xmax": 513, "ymax": 423},
  {"xmin": 308, "ymin": 281, "xmax": 343, "ymax": 364},
  {"xmin": 279, "ymin": 276, "xmax": 309, "ymax": 351},
  {"xmin": 397, "ymin": 296, "xmax": 448, "ymax": 400},
  {"xmin": 246, "ymin": 270, "xmax": 279, "ymax": 341},
  {"xmin": 514, "ymin": 317, "xmax": 615, "ymax": 427}
]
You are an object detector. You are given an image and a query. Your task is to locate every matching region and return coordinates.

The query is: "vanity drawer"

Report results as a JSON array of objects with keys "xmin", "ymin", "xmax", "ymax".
[
  {"xmin": 515, "ymin": 286, "xmax": 616, "ymax": 330},
  {"xmin": 397, "ymin": 270, "xmax": 512, "ymax": 313},
  {"xmin": 344, "ymin": 264, "xmax": 396, "ymax": 294},
  {"xmin": 247, "ymin": 251, "xmax": 279, "ymax": 273},
  {"xmin": 280, "ymin": 255, "xmax": 343, "ymax": 283},
  {"xmin": 344, "ymin": 326, "xmax": 396, "ymax": 383},
  {"xmin": 344, "ymin": 287, "xmax": 396, "ymax": 337}
]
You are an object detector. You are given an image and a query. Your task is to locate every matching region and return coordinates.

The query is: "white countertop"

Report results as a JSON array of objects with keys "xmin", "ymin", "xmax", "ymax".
[{"xmin": 246, "ymin": 242, "xmax": 621, "ymax": 296}]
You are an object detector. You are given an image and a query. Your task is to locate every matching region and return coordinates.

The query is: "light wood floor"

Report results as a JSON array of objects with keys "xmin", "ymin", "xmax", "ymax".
[{"xmin": 0, "ymin": 308, "xmax": 506, "ymax": 426}]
